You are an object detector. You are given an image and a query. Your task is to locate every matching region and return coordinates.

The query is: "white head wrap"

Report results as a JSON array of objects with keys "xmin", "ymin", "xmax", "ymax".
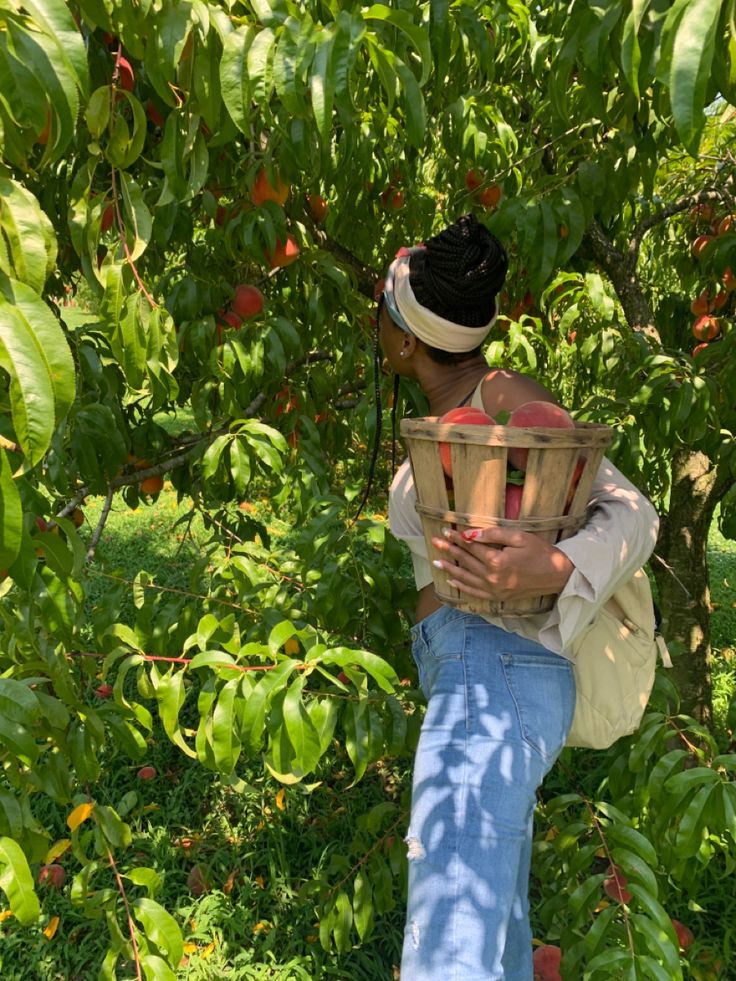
[{"xmin": 383, "ymin": 250, "xmax": 497, "ymax": 353}]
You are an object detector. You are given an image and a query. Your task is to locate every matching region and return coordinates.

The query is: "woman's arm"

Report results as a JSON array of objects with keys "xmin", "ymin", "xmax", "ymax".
[{"xmin": 431, "ymin": 458, "xmax": 660, "ymax": 617}]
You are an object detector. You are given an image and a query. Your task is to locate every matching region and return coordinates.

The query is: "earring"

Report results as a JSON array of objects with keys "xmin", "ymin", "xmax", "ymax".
[{"xmin": 400, "ymin": 351, "xmax": 405, "ymax": 358}]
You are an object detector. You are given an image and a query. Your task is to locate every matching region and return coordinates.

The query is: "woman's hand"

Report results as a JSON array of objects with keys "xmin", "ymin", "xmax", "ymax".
[{"xmin": 431, "ymin": 526, "xmax": 575, "ymax": 602}]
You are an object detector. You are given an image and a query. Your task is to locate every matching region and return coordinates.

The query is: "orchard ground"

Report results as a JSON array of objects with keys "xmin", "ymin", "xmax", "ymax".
[{"xmin": 9, "ymin": 304, "xmax": 733, "ymax": 979}]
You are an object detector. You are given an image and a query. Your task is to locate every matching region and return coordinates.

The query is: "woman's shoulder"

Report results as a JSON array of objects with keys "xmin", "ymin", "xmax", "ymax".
[{"xmin": 476, "ymin": 369, "xmax": 558, "ymax": 416}]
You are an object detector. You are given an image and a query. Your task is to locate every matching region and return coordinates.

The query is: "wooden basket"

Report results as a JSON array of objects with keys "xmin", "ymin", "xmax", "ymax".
[{"xmin": 400, "ymin": 417, "xmax": 613, "ymax": 617}]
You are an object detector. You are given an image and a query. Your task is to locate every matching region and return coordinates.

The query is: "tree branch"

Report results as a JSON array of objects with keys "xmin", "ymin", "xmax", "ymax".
[
  {"xmin": 628, "ymin": 187, "xmax": 733, "ymax": 261},
  {"xmin": 582, "ymin": 219, "xmax": 662, "ymax": 345},
  {"xmin": 86, "ymin": 485, "xmax": 114, "ymax": 562}
]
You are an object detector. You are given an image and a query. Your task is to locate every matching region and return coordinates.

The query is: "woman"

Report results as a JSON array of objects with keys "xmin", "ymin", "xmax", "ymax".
[{"xmin": 379, "ymin": 215, "xmax": 659, "ymax": 980}]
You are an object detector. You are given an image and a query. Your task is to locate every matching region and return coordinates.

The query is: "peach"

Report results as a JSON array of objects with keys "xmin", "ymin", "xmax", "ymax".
[
  {"xmin": 267, "ymin": 235, "xmax": 300, "ymax": 269},
  {"xmin": 38, "ymin": 864, "xmax": 66, "ymax": 890},
  {"xmin": 251, "ymin": 168, "xmax": 289, "ymax": 207},
  {"xmin": 232, "ymin": 285, "xmax": 265, "ymax": 319},
  {"xmin": 506, "ymin": 401, "xmax": 574, "ymax": 470},
  {"xmin": 438, "ymin": 406, "xmax": 495, "ymax": 477},
  {"xmin": 603, "ymin": 865, "xmax": 632, "ymax": 904},
  {"xmin": 692, "ymin": 315, "xmax": 720, "ymax": 342},
  {"xmin": 533, "ymin": 943, "xmax": 562, "ymax": 981}
]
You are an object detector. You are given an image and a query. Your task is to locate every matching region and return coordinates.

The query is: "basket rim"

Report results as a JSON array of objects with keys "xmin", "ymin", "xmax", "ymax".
[{"xmin": 400, "ymin": 418, "xmax": 613, "ymax": 449}]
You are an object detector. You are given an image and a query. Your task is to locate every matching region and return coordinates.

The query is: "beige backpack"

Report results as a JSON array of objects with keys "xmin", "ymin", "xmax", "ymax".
[{"xmin": 566, "ymin": 567, "xmax": 670, "ymax": 749}]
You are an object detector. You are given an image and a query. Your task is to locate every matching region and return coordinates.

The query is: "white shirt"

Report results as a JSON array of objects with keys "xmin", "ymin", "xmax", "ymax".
[{"xmin": 388, "ymin": 456, "xmax": 660, "ymax": 658}]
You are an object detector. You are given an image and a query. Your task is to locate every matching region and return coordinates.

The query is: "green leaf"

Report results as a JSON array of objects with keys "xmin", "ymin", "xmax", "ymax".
[
  {"xmin": 282, "ymin": 674, "xmax": 322, "ymax": 775},
  {"xmin": 0, "ymin": 306, "xmax": 55, "ymax": 469},
  {"xmin": 211, "ymin": 677, "xmax": 242, "ymax": 773},
  {"xmin": 0, "ymin": 837, "xmax": 40, "ymax": 926},
  {"xmin": 152, "ymin": 668, "xmax": 196, "ymax": 758},
  {"xmin": 119, "ymin": 172, "xmax": 153, "ymax": 262},
  {"xmin": 343, "ymin": 701, "xmax": 383, "ymax": 783},
  {"xmin": 620, "ymin": 0, "xmax": 650, "ymax": 99},
  {"xmin": 220, "ymin": 25, "xmax": 258, "ymax": 134},
  {"xmin": 133, "ymin": 897, "xmax": 184, "ymax": 969},
  {"xmin": 21, "ymin": 0, "xmax": 89, "ymax": 99},
  {"xmin": 310, "ymin": 28, "xmax": 336, "ymax": 146},
  {"xmin": 674, "ymin": 782, "xmax": 717, "ymax": 856},
  {"xmin": 0, "ymin": 449, "xmax": 22, "ymax": 569},
  {"xmin": 364, "ymin": 5, "xmax": 432, "ymax": 86},
  {"xmin": 352, "ymin": 869, "xmax": 374, "ymax": 940},
  {"xmin": 0, "ymin": 179, "xmax": 57, "ymax": 291},
  {"xmin": 667, "ymin": 0, "xmax": 722, "ymax": 154},
  {"xmin": 94, "ymin": 805, "xmax": 132, "ymax": 851}
]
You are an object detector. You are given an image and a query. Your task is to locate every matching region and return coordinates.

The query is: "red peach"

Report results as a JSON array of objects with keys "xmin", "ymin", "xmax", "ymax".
[
  {"xmin": 533, "ymin": 943, "xmax": 562, "ymax": 981},
  {"xmin": 603, "ymin": 865, "xmax": 632, "ymax": 904},
  {"xmin": 251, "ymin": 168, "xmax": 289, "ymax": 207},
  {"xmin": 438, "ymin": 406, "xmax": 495, "ymax": 478},
  {"xmin": 38, "ymin": 864, "xmax": 66, "ymax": 890},
  {"xmin": 117, "ymin": 57, "xmax": 135, "ymax": 92},
  {"xmin": 232, "ymin": 285, "xmax": 265, "ymax": 319},
  {"xmin": 506, "ymin": 401, "xmax": 575, "ymax": 471},
  {"xmin": 137, "ymin": 766, "xmax": 157, "ymax": 781}
]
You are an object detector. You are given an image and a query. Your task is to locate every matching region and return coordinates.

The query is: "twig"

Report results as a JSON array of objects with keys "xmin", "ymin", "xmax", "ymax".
[
  {"xmin": 86, "ymin": 485, "xmax": 114, "ymax": 562},
  {"xmin": 106, "ymin": 846, "xmax": 143, "ymax": 981},
  {"xmin": 650, "ymin": 552, "xmax": 692, "ymax": 599}
]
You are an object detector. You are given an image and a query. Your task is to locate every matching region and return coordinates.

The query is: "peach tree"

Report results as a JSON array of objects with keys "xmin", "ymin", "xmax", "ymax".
[{"xmin": 0, "ymin": 0, "xmax": 735, "ymax": 977}]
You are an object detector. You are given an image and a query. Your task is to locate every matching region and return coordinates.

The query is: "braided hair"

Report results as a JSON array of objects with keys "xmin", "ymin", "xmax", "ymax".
[{"xmin": 411, "ymin": 213, "xmax": 507, "ymax": 327}]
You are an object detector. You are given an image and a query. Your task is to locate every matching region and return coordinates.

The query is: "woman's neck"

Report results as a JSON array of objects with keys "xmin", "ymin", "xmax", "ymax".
[{"xmin": 417, "ymin": 356, "xmax": 490, "ymax": 416}]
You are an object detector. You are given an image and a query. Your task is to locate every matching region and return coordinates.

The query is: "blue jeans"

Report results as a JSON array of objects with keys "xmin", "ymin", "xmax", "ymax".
[{"xmin": 401, "ymin": 605, "xmax": 576, "ymax": 981}]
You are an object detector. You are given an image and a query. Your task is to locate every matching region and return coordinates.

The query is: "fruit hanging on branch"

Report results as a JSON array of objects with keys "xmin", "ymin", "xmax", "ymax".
[
  {"xmin": 232, "ymin": 284, "xmax": 265, "ymax": 319},
  {"xmin": 267, "ymin": 236, "xmax": 300, "ymax": 269},
  {"xmin": 692, "ymin": 315, "xmax": 721, "ymax": 342},
  {"xmin": 250, "ymin": 168, "xmax": 289, "ymax": 207}
]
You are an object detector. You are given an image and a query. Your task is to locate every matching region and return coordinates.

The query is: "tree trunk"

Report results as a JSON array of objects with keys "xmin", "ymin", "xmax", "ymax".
[{"xmin": 653, "ymin": 448, "xmax": 722, "ymax": 724}]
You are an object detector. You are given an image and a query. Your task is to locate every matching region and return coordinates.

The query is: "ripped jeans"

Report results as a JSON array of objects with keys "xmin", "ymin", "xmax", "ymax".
[{"xmin": 401, "ymin": 606, "xmax": 575, "ymax": 981}]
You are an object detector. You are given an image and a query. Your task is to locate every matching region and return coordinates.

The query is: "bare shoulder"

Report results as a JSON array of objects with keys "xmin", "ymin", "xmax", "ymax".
[{"xmin": 479, "ymin": 369, "xmax": 559, "ymax": 416}]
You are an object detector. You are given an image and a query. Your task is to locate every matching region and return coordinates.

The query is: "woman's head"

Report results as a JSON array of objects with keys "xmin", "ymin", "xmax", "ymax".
[{"xmin": 380, "ymin": 214, "xmax": 508, "ymax": 365}]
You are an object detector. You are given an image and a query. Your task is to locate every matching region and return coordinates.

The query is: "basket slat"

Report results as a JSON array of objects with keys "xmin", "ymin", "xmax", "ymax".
[{"xmin": 400, "ymin": 416, "xmax": 613, "ymax": 618}]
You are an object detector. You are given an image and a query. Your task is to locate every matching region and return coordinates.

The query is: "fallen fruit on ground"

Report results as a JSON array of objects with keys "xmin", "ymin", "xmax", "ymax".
[
  {"xmin": 251, "ymin": 168, "xmax": 289, "ymax": 207},
  {"xmin": 267, "ymin": 235, "xmax": 300, "ymax": 269},
  {"xmin": 232, "ymin": 284, "xmax": 265, "ymax": 319},
  {"xmin": 533, "ymin": 943, "xmax": 562, "ymax": 981},
  {"xmin": 438, "ymin": 406, "xmax": 495, "ymax": 478},
  {"xmin": 187, "ymin": 864, "xmax": 210, "ymax": 896},
  {"xmin": 137, "ymin": 766, "xmax": 157, "ymax": 781},
  {"xmin": 95, "ymin": 683, "xmax": 114, "ymax": 698},
  {"xmin": 506, "ymin": 401, "xmax": 575, "ymax": 470},
  {"xmin": 140, "ymin": 474, "xmax": 164, "ymax": 494},
  {"xmin": 38, "ymin": 864, "xmax": 66, "ymax": 890}
]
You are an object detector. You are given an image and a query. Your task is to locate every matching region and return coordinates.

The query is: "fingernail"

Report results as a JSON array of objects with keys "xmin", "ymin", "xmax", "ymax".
[
  {"xmin": 442, "ymin": 527, "xmax": 452, "ymax": 538},
  {"xmin": 462, "ymin": 529, "xmax": 480, "ymax": 541},
  {"xmin": 432, "ymin": 559, "xmax": 443, "ymax": 569}
]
